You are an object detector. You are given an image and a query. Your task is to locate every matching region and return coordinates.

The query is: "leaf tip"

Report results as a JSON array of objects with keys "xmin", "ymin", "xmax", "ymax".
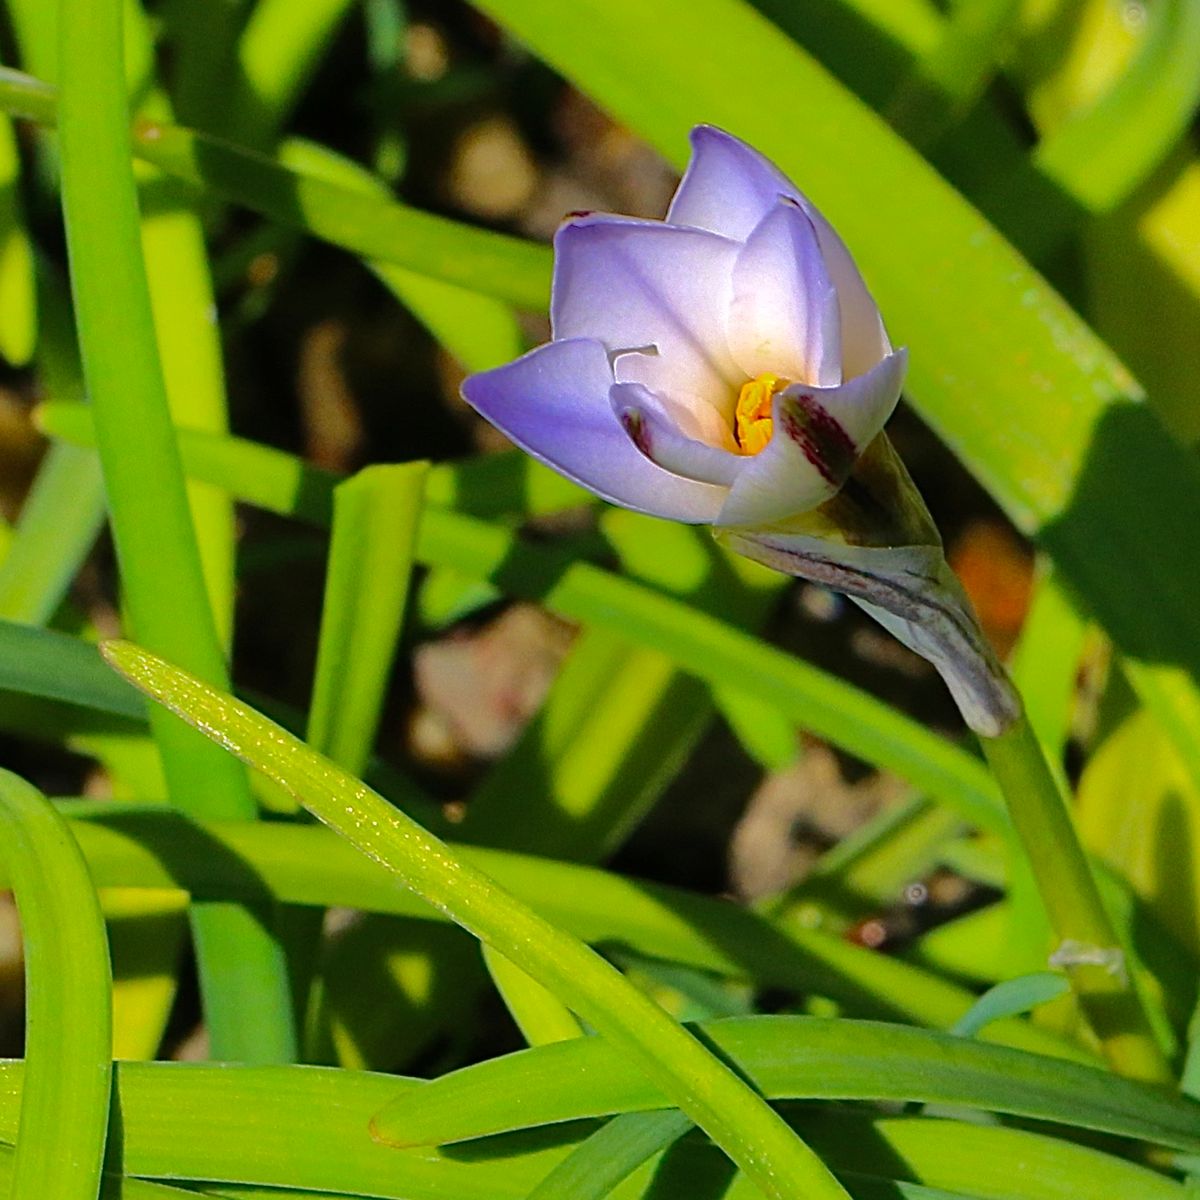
[
  {"xmin": 98, "ymin": 638, "xmax": 142, "ymax": 679},
  {"xmin": 367, "ymin": 1107, "xmax": 422, "ymax": 1150}
]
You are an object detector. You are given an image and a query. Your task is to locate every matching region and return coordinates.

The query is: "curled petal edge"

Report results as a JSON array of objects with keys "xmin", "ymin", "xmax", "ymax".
[{"xmin": 610, "ymin": 382, "xmax": 742, "ymax": 488}]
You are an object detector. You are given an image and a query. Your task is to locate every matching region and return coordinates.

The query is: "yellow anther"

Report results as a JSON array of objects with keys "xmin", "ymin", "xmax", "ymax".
[{"xmin": 734, "ymin": 373, "xmax": 787, "ymax": 456}]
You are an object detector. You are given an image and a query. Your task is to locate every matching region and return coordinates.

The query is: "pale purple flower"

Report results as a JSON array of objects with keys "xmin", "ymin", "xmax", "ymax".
[
  {"xmin": 462, "ymin": 125, "xmax": 906, "ymax": 530},
  {"xmin": 461, "ymin": 126, "xmax": 1019, "ymax": 737}
]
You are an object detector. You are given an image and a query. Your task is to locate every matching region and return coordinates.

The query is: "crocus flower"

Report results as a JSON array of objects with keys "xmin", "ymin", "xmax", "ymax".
[
  {"xmin": 464, "ymin": 125, "xmax": 904, "ymax": 529},
  {"xmin": 463, "ymin": 126, "xmax": 1018, "ymax": 736}
]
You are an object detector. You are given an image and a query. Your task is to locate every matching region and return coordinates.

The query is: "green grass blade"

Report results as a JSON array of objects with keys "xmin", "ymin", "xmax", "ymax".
[
  {"xmin": 297, "ymin": 462, "xmax": 428, "ymax": 1050},
  {"xmin": 278, "ymin": 137, "xmax": 524, "ymax": 373},
  {"xmin": 55, "ymin": 806, "xmax": 1074, "ymax": 1053},
  {"xmin": 371, "ymin": 264, "xmax": 525, "ymax": 374},
  {"xmin": 0, "ymin": 622, "xmax": 433, "ymax": 829},
  {"xmin": 27, "ymin": 199, "xmax": 201, "ymax": 1059},
  {"xmin": 0, "ymin": 7, "xmax": 58, "ymax": 82},
  {"xmin": 769, "ymin": 796, "xmax": 964, "ymax": 930},
  {"xmin": 0, "ymin": 1061, "xmax": 1178, "ymax": 1200},
  {"xmin": 950, "ymin": 973, "xmax": 1071, "ymax": 1037},
  {"xmin": 910, "ymin": 899, "xmax": 1024, "ymax": 984},
  {"xmin": 481, "ymin": 944, "xmax": 586, "ymax": 1046},
  {"xmin": 0, "ymin": 443, "xmax": 106, "ymax": 625},
  {"xmin": 164, "ymin": 0, "xmax": 253, "ymax": 131},
  {"xmin": 459, "ymin": 513, "xmax": 781, "ymax": 862},
  {"xmin": 5, "ymin": 0, "xmax": 154, "ymax": 91},
  {"xmin": 0, "ymin": 1142, "xmax": 199, "ymax": 1200},
  {"xmin": 461, "ymin": 513, "xmax": 779, "ymax": 1058},
  {"xmin": 0, "ymin": 621, "xmax": 146, "ymax": 719},
  {"xmin": 795, "ymin": 1112, "xmax": 1185, "ymax": 1200},
  {"xmin": 526, "ymin": 1111, "xmax": 693, "ymax": 1200},
  {"xmin": 38, "ymin": 408, "xmax": 1004, "ymax": 832},
  {"xmin": 458, "ymin": 626, "xmax": 721, "ymax": 859},
  {"xmin": 56, "ymin": 0, "xmax": 294, "ymax": 1063},
  {"xmin": 137, "ymin": 162, "xmax": 238, "ymax": 651},
  {"xmin": 415, "ymin": 508, "xmax": 1003, "ymax": 833},
  {"xmin": 0, "ymin": 266, "xmax": 105, "ymax": 626},
  {"xmin": 1034, "ymin": 0, "xmax": 1200, "ymax": 211},
  {"xmin": 0, "ymin": 1060, "xmax": 584, "ymax": 1200},
  {"xmin": 101, "ymin": 639, "xmax": 854, "ymax": 1200},
  {"xmin": 36, "ymin": 401, "xmax": 588, "ymax": 522},
  {"xmin": 886, "ymin": 0, "xmax": 1021, "ymax": 145},
  {"xmin": 209, "ymin": 1185, "xmax": 974, "ymax": 1200},
  {"xmin": 0, "ymin": 770, "xmax": 112, "ymax": 1200},
  {"xmin": 349, "ymin": 1014, "xmax": 1200, "ymax": 1150},
  {"xmin": 981, "ymin": 712, "xmax": 1170, "ymax": 1084},
  {"xmin": 307, "ymin": 916, "xmax": 484, "ymax": 1071},
  {"xmin": 1007, "ymin": 562, "xmax": 1087, "ymax": 764},
  {"xmin": 713, "ymin": 680, "xmax": 799, "ymax": 771},
  {"xmin": 0, "ymin": 69, "xmax": 550, "ymax": 310},
  {"xmin": 0, "ymin": 113, "xmax": 35, "ymax": 366},
  {"xmin": 224, "ymin": 0, "xmax": 357, "ymax": 146},
  {"xmin": 812, "ymin": 0, "xmax": 941, "ymax": 54},
  {"xmin": 132, "ymin": 118, "xmax": 551, "ymax": 309},
  {"xmin": 308, "ymin": 463, "xmax": 428, "ymax": 775}
]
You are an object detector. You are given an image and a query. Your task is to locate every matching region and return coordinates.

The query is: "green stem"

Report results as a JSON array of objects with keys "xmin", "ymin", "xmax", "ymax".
[
  {"xmin": 981, "ymin": 712, "xmax": 1170, "ymax": 1082},
  {"xmin": 56, "ymin": 0, "xmax": 294, "ymax": 1061}
]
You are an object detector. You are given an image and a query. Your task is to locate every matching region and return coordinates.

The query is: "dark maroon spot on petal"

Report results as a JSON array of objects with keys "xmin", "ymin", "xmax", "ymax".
[
  {"xmin": 563, "ymin": 210, "xmax": 595, "ymax": 222},
  {"xmin": 619, "ymin": 408, "xmax": 653, "ymax": 458},
  {"xmin": 779, "ymin": 393, "xmax": 857, "ymax": 486}
]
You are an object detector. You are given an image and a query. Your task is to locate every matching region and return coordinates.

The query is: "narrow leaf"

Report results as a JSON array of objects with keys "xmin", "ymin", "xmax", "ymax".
[
  {"xmin": 951, "ymin": 973, "xmax": 1072, "ymax": 1038},
  {"xmin": 101, "ymin": 639, "xmax": 853, "ymax": 1200},
  {"xmin": 0, "ymin": 770, "xmax": 112, "ymax": 1200}
]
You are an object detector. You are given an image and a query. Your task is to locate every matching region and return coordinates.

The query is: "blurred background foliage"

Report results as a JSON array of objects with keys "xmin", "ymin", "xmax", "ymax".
[{"xmin": 0, "ymin": 0, "xmax": 1198, "ymax": 1196}]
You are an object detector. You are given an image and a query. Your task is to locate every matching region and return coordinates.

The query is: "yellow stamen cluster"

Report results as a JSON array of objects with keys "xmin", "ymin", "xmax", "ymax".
[{"xmin": 734, "ymin": 373, "xmax": 787, "ymax": 456}]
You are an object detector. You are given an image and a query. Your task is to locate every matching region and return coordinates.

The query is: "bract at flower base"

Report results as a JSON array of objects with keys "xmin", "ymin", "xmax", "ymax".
[{"xmin": 717, "ymin": 434, "xmax": 1020, "ymax": 736}]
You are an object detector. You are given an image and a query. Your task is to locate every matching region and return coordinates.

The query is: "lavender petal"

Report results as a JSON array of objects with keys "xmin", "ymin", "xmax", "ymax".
[
  {"xmin": 728, "ymin": 199, "xmax": 841, "ymax": 387},
  {"xmin": 669, "ymin": 125, "xmax": 892, "ymax": 379},
  {"xmin": 551, "ymin": 215, "xmax": 741, "ymax": 404},
  {"xmin": 461, "ymin": 338, "xmax": 727, "ymax": 523}
]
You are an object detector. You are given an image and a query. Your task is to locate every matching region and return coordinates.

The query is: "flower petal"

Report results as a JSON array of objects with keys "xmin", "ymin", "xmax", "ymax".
[
  {"xmin": 667, "ymin": 125, "xmax": 793, "ymax": 242},
  {"xmin": 461, "ymin": 338, "xmax": 726, "ymax": 523},
  {"xmin": 728, "ymin": 199, "xmax": 841, "ymax": 387},
  {"xmin": 669, "ymin": 125, "xmax": 891, "ymax": 379},
  {"xmin": 610, "ymin": 382, "xmax": 742, "ymax": 487},
  {"xmin": 612, "ymin": 350, "xmax": 743, "ymax": 443},
  {"xmin": 550, "ymin": 214, "xmax": 741, "ymax": 403},
  {"xmin": 715, "ymin": 348, "xmax": 907, "ymax": 527}
]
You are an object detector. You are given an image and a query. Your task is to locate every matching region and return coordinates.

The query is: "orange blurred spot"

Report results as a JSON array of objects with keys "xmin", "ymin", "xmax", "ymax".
[{"xmin": 949, "ymin": 519, "xmax": 1033, "ymax": 656}]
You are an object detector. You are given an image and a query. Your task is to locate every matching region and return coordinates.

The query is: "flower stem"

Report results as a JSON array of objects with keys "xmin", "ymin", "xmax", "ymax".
[{"xmin": 981, "ymin": 711, "xmax": 1170, "ymax": 1083}]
